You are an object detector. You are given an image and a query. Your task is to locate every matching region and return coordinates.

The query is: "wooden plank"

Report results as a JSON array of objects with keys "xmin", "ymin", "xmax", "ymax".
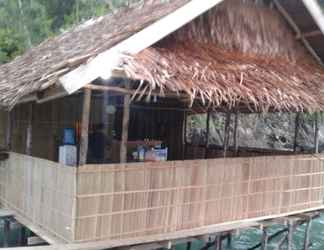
[
  {"xmin": 7, "ymin": 207, "xmax": 324, "ymax": 250},
  {"xmin": 79, "ymin": 89, "xmax": 92, "ymax": 165},
  {"xmin": 59, "ymin": 0, "xmax": 225, "ymax": 94}
]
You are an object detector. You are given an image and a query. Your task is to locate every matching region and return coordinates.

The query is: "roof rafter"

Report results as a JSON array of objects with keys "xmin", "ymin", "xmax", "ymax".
[
  {"xmin": 296, "ymin": 30, "xmax": 322, "ymax": 40},
  {"xmin": 273, "ymin": 0, "xmax": 323, "ymax": 66}
]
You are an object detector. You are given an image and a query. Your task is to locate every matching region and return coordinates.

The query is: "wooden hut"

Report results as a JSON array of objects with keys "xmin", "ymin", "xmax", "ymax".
[{"xmin": 1, "ymin": 0, "xmax": 324, "ymax": 246}]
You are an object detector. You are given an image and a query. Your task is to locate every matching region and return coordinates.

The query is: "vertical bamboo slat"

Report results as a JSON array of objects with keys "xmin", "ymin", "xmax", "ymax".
[
  {"xmin": 1, "ymin": 153, "xmax": 324, "ymax": 243},
  {"xmin": 0, "ymin": 153, "xmax": 76, "ymax": 242},
  {"xmin": 74, "ymin": 154, "xmax": 324, "ymax": 242}
]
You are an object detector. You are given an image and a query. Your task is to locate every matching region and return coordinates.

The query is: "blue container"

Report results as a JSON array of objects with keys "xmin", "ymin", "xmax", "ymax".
[{"xmin": 63, "ymin": 128, "xmax": 75, "ymax": 145}]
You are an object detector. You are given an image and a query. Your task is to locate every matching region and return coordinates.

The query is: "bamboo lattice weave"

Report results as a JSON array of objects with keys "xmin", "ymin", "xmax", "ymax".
[
  {"xmin": 0, "ymin": 153, "xmax": 324, "ymax": 243},
  {"xmin": 74, "ymin": 155, "xmax": 324, "ymax": 242}
]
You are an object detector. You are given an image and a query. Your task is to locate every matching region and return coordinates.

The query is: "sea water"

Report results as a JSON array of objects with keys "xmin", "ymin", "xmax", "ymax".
[{"xmin": 0, "ymin": 215, "xmax": 324, "ymax": 249}]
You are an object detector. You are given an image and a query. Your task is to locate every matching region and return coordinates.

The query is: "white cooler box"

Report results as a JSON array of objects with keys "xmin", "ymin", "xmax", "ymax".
[{"xmin": 59, "ymin": 145, "xmax": 77, "ymax": 166}]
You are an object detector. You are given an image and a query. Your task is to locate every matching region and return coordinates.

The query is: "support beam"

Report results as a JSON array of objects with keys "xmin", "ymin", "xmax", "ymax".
[
  {"xmin": 85, "ymin": 84, "xmax": 191, "ymax": 100},
  {"xmin": 293, "ymin": 113, "xmax": 300, "ymax": 153},
  {"xmin": 25, "ymin": 104, "xmax": 33, "ymax": 155},
  {"xmin": 79, "ymin": 89, "xmax": 92, "ymax": 166},
  {"xmin": 223, "ymin": 112, "xmax": 231, "ymax": 158},
  {"xmin": 233, "ymin": 111, "xmax": 239, "ymax": 156},
  {"xmin": 60, "ymin": 0, "xmax": 225, "ymax": 94},
  {"xmin": 314, "ymin": 112, "xmax": 320, "ymax": 154},
  {"xmin": 120, "ymin": 87, "xmax": 131, "ymax": 163},
  {"xmin": 205, "ymin": 111, "xmax": 211, "ymax": 159},
  {"xmin": 5, "ymin": 111, "xmax": 12, "ymax": 150},
  {"xmin": 273, "ymin": 0, "xmax": 323, "ymax": 66},
  {"xmin": 296, "ymin": 30, "xmax": 322, "ymax": 40},
  {"xmin": 183, "ymin": 111, "xmax": 188, "ymax": 160}
]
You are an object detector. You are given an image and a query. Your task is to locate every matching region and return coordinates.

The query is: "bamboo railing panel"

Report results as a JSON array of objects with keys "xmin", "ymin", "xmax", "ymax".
[
  {"xmin": 0, "ymin": 153, "xmax": 76, "ymax": 242},
  {"xmin": 75, "ymin": 154, "xmax": 324, "ymax": 242},
  {"xmin": 1, "ymin": 153, "xmax": 324, "ymax": 243}
]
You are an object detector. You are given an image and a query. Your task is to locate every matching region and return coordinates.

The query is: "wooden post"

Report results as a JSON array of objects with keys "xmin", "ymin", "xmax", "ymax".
[
  {"xmin": 3, "ymin": 218, "xmax": 10, "ymax": 247},
  {"xmin": 18, "ymin": 226, "xmax": 27, "ymax": 246},
  {"xmin": 293, "ymin": 113, "xmax": 300, "ymax": 153},
  {"xmin": 303, "ymin": 219, "xmax": 312, "ymax": 250},
  {"xmin": 223, "ymin": 111, "xmax": 231, "ymax": 158},
  {"xmin": 287, "ymin": 221, "xmax": 293, "ymax": 250},
  {"xmin": 314, "ymin": 112, "xmax": 319, "ymax": 154},
  {"xmin": 260, "ymin": 229, "xmax": 268, "ymax": 250},
  {"xmin": 214, "ymin": 234, "xmax": 222, "ymax": 250},
  {"xmin": 186, "ymin": 241, "xmax": 192, "ymax": 250},
  {"xmin": 25, "ymin": 103, "xmax": 33, "ymax": 155},
  {"xmin": 5, "ymin": 111, "xmax": 12, "ymax": 150},
  {"xmin": 205, "ymin": 111, "xmax": 211, "ymax": 159},
  {"xmin": 183, "ymin": 111, "xmax": 187, "ymax": 160},
  {"xmin": 233, "ymin": 111, "xmax": 239, "ymax": 156},
  {"xmin": 79, "ymin": 89, "xmax": 92, "ymax": 166},
  {"xmin": 120, "ymin": 92, "xmax": 131, "ymax": 163}
]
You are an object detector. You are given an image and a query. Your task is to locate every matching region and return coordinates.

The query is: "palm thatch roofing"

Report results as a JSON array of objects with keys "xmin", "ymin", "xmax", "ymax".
[
  {"xmin": 0, "ymin": 0, "xmax": 324, "ymax": 112},
  {"xmin": 122, "ymin": 0, "xmax": 324, "ymax": 112},
  {"xmin": 0, "ymin": 0, "xmax": 189, "ymax": 109}
]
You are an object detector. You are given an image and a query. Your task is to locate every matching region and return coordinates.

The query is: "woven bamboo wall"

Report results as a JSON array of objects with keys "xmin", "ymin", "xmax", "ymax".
[
  {"xmin": 1, "ymin": 153, "xmax": 324, "ymax": 244},
  {"xmin": 0, "ymin": 153, "xmax": 76, "ymax": 242},
  {"xmin": 74, "ymin": 154, "xmax": 324, "ymax": 242}
]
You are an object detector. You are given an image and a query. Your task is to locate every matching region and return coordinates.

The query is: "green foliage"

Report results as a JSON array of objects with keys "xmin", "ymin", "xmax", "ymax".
[{"xmin": 0, "ymin": 0, "xmax": 133, "ymax": 64}]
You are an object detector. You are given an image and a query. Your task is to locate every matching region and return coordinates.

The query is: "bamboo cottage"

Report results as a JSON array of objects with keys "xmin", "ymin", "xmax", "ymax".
[{"xmin": 1, "ymin": 0, "xmax": 324, "ymax": 246}]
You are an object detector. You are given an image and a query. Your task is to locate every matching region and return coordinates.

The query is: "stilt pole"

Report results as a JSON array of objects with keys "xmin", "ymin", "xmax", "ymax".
[
  {"xmin": 186, "ymin": 241, "xmax": 192, "ymax": 250},
  {"xmin": 79, "ymin": 88, "xmax": 92, "ymax": 165},
  {"xmin": 287, "ymin": 221, "xmax": 293, "ymax": 250},
  {"xmin": 303, "ymin": 219, "xmax": 312, "ymax": 250},
  {"xmin": 18, "ymin": 226, "xmax": 27, "ymax": 246},
  {"xmin": 3, "ymin": 218, "xmax": 10, "ymax": 247},
  {"xmin": 214, "ymin": 234, "xmax": 222, "ymax": 250},
  {"xmin": 260, "ymin": 229, "xmax": 268, "ymax": 250}
]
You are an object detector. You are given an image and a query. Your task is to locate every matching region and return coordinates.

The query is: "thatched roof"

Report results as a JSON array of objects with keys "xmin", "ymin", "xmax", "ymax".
[
  {"xmin": 0, "ymin": 0, "xmax": 189, "ymax": 109},
  {"xmin": 0, "ymin": 0, "xmax": 324, "ymax": 112},
  {"xmin": 123, "ymin": 0, "xmax": 324, "ymax": 112}
]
